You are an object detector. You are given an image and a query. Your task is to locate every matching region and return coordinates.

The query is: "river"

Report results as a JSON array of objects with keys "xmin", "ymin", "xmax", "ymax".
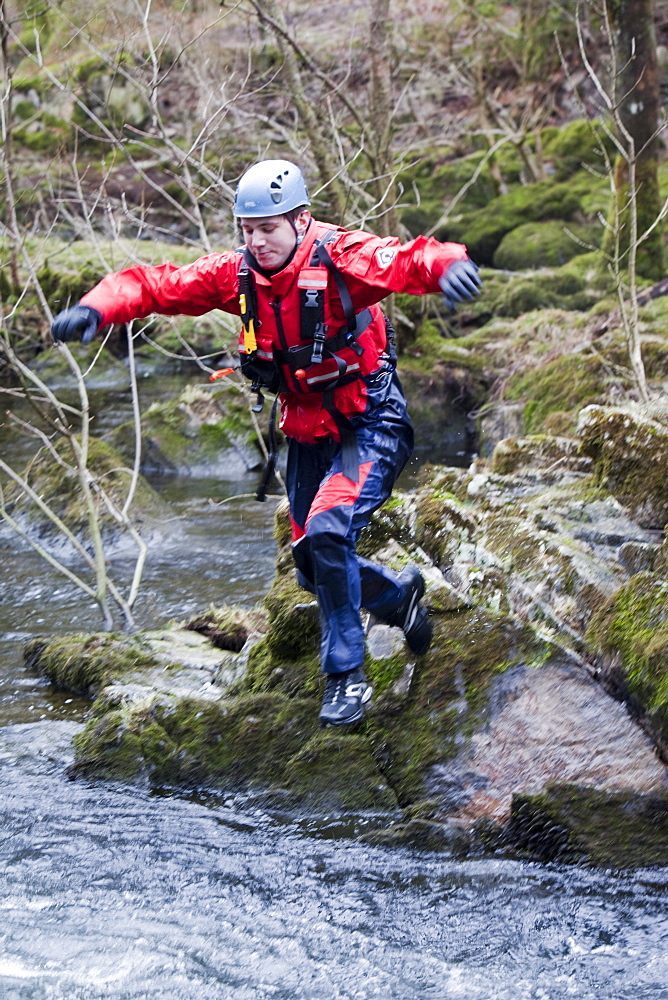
[{"xmin": 1, "ymin": 370, "xmax": 668, "ymax": 999}]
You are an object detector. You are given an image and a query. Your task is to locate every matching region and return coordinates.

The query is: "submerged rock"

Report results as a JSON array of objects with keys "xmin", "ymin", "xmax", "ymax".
[
  {"xmin": 107, "ymin": 383, "xmax": 263, "ymax": 477},
  {"xmin": 508, "ymin": 784, "xmax": 668, "ymax": 867}
]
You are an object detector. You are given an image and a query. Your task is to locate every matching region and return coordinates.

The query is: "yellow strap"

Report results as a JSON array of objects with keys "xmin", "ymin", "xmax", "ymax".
[{"xmin": 243, "ymin": 319, "xmax": 257, "ymax": 354}]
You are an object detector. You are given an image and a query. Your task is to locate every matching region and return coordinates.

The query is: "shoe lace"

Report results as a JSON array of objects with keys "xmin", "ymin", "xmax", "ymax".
[{"xmin": 324, "ymin": 675, "xmax": 346, "ymax": 703}]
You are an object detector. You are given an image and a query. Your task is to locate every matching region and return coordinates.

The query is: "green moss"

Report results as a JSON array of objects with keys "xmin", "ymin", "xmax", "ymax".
[
  {"xmin": 356, "ymin": 490, "xmax": 412, "ymax": 558},
  {"xmin": 445, "ymin": 180, "xmax": 583, "ymax": 265},
  {"xmin": 493, "ymin": 221, "xmax": 600, "ymax": 270},
  {"xmin": 244, "ymin": 571, "xmax": 321, "ymax": 697},
  {"xmin": 13, "ymin": 124, "xmax": 64, "ymax": 155},
  {"xmin": 37, "ymin": 260, "xmax": 106, "ymax": 312},
  {"xmin": 365, "ymin": 650, "xmax": 408, "ymax": 696},
  {"xmin": 578, "ymin": 406, "xmax": 668, "ymax": 528},
  {"xmin": 506, "ymin": 353, "xmax": 609, "ymax": 434},
  {"xmin": 24, "ymin": 633, "xmax": 158, "ymax": 696},
  {"xmin": 411, "ymin": 492, "xmax": 477, "ymax": 570},
  {"xmin": 603, "ymin": 155, "xmax": 664, "ymax": 281},
  {"xmin": 586, "ymin": 572, "xmax": 668, "ymax": 741},
  {"xmin": 111, "ymin": 385, "xmax": 258, "ymax": 471},
  {"xmin": 542, "ymin": 118, "xmax": 617, "ymax": 182},
  {"xmin": 282, "ymin": 732, "xmax": 398, "ymax": 812},
  {"xmin": 156, "ymin": 693, "xmax": 317, "ymax": 787},
  {"xmin": 72, "ymin": 690, "xmax": 319, "ymax": 789},
  {"xmin": 509, "ymin": 783, "xmax": 668, "ymax": 867}
]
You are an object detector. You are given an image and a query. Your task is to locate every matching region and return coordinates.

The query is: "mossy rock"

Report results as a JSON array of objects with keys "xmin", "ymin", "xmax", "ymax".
[
  {"xmin": 586, "ymin": 572, "xmax": 668, "ymax": 746},
  {"xmin": 445, "ymin": 180, "xmax": 583, "ymax": 265},
  {"xmin": 493, "ymin": 221, "xmax": 599, "ymax": 270},
  {"xmin": 508, "ymin": 783, "xmax": 668, "ymax": 866},
  {"xmin": 72, "ymin": 691, "xmax": 319, "ymax": 788},
  {"xmin": 542, "ymin": 118, "xmax": 618, "ymax": 182},
  {"xmin": 282, "ymin": 732, "xmax": 398, "ymax": 812},
  {"xmin": 505, "ymin": 353, "xmax": 610, "ymax": 435},
  {"xmin": 489, "ymin": 269, "xmax": 598, "ymax": 318},
  {"xmin": 577, "ymin": 405, "xmax": 668, "ymax": 529},
  {"xmin": 244, "ymin": 570, "xmax": 321, "ymax": 697},
  {"xmin": 5, "ymin": 434, "xmax": 169, "ymax": 542},
  {"xmin": 24, "ymin": 632, "xmax": 160, "ymax": 698},
  {"xmin": 411, "ymin": 491, "xmax": 478, "ymax": 571},
  {"xmin": 356, "ymin": 490, "xmax": 413, "ymax": 559},
  {"xmin": 36, "ymin": 260, "xmax": 107, "ymax": 313},
  {"xmin": 108, "ymin": 384, "xmax": 261, "ymax": 475}
]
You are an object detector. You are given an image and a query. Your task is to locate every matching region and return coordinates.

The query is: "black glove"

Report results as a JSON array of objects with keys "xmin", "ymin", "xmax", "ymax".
[
  {"xmin": 438, "ymin": 259, "xmax": 482, "ymax": 311},
  {"xmin": 51, "ymin": 305, "xmax": 103, "ymax": 344}
]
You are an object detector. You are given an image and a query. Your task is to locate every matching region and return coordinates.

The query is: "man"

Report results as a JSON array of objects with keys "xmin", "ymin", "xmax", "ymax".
[{"xmin": 51, "ymin": 159, "xmax": 481, "ymax": 727}]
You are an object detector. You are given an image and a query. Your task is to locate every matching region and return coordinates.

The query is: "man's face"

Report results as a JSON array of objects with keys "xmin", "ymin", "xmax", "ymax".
[{"xmin": 240, "ymin": 211, "xmax": 309, "ymax": 271}]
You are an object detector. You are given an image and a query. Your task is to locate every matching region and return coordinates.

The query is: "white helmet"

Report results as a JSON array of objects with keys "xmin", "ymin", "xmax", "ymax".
[{"xmin": 233, "ymin": 159, "xmax": 310, "ymax": 218}]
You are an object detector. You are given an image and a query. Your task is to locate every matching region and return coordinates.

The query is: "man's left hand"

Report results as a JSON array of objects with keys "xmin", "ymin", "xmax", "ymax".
[{"xmin": 439, "ymin": 259, "xmax": 482, "ymax": 311}]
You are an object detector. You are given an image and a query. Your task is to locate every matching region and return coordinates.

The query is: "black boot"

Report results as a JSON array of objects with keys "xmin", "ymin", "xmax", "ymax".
[
  {"xmin": 318, "ymin": 668, "xmax": 372, "ymax": 727},
  {"xmin": 387, "ymin": 566, "xmax": 433, "ymax": 656}
]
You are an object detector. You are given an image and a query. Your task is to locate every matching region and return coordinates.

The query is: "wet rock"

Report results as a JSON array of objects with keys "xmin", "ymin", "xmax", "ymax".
[
  {"xmin": 424, "ymin": 657, "xmax": 667, "ymax": 827},
  {"xmin": 577, "ymin": 404, "xmax": 668, "ymax": 528},
  {"xmin": 107, "ymin": 383, "xmax": 263, "ymax": 477},
  {"xmin": 587, "ymin": 571, "xmax": 668, "ymax": 752},
  {"xmin": 508, "ymin": 784, "xmax": 668, "ymax": 867},
  {"xmin": 360, "ymin": 818, "xmax": 473, "ymax": 855}
]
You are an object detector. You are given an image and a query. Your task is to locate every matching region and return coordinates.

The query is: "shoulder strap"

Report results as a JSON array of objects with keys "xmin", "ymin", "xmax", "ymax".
[
  {"xmin": 314, "ymin": 239, "xmax": 357, "ymax": 336},
  {"xmin": 237, "ymin": 254, "xmax": 259, "ymax": 354}
]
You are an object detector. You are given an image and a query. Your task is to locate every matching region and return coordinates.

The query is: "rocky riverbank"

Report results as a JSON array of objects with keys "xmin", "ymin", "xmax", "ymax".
[{"xmin": 24, "ymin": 402, "xmax": 668, "ymax": 868}]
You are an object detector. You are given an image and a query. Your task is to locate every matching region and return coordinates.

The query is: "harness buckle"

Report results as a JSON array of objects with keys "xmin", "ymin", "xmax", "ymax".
[
  {"xmin": 251, "ymin": 385, "xmax": 265, "ymax": 412},
  {"xmin": 310, "ymin": 321, "xmax": 326, "ymax": 365}
]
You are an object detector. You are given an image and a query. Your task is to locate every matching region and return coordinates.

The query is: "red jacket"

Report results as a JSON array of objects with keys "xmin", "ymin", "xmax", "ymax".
[{"xmin": 81, "ymin": 220, "xmax": 468, "ymax": 443}]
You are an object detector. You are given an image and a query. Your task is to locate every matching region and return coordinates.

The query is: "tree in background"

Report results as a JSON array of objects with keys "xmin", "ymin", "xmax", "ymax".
[{"xmin": 604, "ymin": 0, "xmax": 664, "ymax": 280}]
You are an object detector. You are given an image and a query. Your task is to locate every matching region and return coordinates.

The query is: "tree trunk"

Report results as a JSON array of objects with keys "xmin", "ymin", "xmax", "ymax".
[
  {"xmin": 368, "ymin": 0, "xmax": 397, "ymax": 236},
  {"xmin": 605, "ymin": 0, "xmax": 664, "ymax": 280},
  {"xmin": 252, "ymin": 0, "xmax": 347, "ymax": 222}
]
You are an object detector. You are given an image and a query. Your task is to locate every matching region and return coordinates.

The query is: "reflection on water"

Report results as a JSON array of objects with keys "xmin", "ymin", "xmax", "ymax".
[{"xmin": 1, "ymin": 721, "xmax": 667, "ymax": 1000}]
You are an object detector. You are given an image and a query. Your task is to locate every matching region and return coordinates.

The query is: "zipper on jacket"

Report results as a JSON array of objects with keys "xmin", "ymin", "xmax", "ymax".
[{"xmin": 271, "ymin": 298, "xmax": 301, "ymax": 393}]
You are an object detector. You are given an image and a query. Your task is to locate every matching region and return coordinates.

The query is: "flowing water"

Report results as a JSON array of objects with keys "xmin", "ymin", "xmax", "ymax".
[{"xmin": 1, "ymin": 372, "xmax": 668, "ymax": 999}]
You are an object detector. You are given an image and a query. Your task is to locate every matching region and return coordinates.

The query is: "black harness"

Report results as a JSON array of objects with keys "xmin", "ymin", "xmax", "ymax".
[{"xmin": 238, "ymin": 231, "xmax": 396, "ymax": 497}]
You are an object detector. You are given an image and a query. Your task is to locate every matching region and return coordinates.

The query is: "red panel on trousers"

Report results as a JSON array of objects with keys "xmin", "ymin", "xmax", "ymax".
[
  {"xmin": 291, "ymin": 515, "xmax": 306, "ymax": 543},
  {"xmin": 306, "ymin": 461, "xmax": 373, "ymax": 525}
]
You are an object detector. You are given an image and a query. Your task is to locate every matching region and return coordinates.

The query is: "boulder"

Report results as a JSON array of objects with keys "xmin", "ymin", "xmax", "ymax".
[
  {"xmin": 577, "ymin": 404, "xmax": 668, "ymax": 528},
  {"xmin": 2, "ymin": 434, "xmax": 172, "ymax": 551},
  {"xmin": 107, "ymin": 383, "xmax": 263, "ymax": 477}
]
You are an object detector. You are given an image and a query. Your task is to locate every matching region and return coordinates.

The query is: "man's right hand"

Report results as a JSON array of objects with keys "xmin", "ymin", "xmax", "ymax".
[{"xmin": 51, "ymin": 305, "xmax": 103, "ymax": 344}]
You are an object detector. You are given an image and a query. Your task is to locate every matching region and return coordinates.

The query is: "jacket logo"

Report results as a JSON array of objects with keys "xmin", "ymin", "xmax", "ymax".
[{"xmin": 376, "ymin": 247, "xmax": 397, "ymax": 268}]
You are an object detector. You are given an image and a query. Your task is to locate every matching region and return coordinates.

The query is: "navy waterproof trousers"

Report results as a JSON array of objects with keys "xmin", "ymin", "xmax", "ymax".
[{"xmin": 287, "ymin": 368, "xmax": 414, "ymax": 675}]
